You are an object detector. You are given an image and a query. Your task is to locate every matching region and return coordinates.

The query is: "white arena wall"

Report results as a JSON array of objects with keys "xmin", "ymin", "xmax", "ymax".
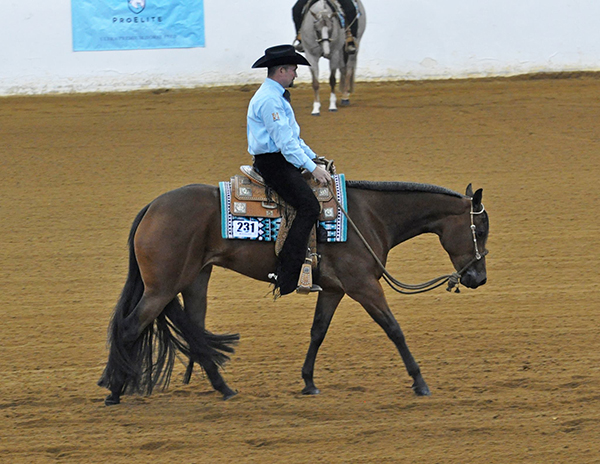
[{"xmin": 1, "ymin": 0, "xmax": 600, "ymax": 96}]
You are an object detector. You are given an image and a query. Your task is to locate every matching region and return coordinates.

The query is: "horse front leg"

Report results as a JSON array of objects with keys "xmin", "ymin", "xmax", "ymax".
[
  {"xmin": 311, "ymin": 65, "xmax": 321, "ymax": 115},
  {"xmin": 301, "ymin": 290, "xmax": 345, "ymax": 394},
  {"xmin": 328, "ymin": 68, "xmax": 337, "ymax": 112},
  {"xmin": 347, "ymin": 281, "xmax": 431, "ymax": 396}
]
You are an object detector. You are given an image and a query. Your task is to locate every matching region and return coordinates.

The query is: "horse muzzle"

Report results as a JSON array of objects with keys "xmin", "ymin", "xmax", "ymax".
[{"xmin": 460, "ymin": 269, "xmax": 487, "ymax": 289}]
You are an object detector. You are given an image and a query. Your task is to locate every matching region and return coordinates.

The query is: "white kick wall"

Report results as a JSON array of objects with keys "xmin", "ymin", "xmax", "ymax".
[{"xmin": 1, "ymin": 0, "xmax": 600, "ymax": 95}]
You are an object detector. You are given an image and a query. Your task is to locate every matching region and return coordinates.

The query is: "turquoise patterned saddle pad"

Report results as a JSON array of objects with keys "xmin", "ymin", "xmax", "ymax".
[{"xmin": 219, "ymin": 173, "xmax": 347, "ymax": 242}]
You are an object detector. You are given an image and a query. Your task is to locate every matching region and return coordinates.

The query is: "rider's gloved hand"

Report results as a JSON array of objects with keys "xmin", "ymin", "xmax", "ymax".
[{"xmin": 312, "ymin": 165, "xmax": 331, "ymax": 185}]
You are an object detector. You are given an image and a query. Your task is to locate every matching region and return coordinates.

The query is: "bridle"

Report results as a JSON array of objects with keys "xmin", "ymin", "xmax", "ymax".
[
  {"xmin": 330, "ymin": 184, "xmax": 488, "ymax": 294},
  {"xmin": 312, "ymin": 11, "xmax": 333, "ymax": 46},
  {"xmin": 470, "ymin": 201, "xmax": 485, "ymax": 260},
  {"xmin": 445, "ymin": 202, "xmax": 488, "ymax": 293}
]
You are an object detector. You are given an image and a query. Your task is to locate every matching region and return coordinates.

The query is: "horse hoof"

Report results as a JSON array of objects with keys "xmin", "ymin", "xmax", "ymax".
[
  {"xmin": 222, "ymin": 389, "xmax": 238, "ymax": 401},
  {"xmin": 104, "ymin": 393, "xmax": 121, "ymax": 406},
  {"xmin": 311, "ymin": 112, "xmax": 321, "ymax": 116},
  {"xmin": 328, "ymin": 108, "xmax": 337, "ymax": 112},
  {"xmin": 412, "ymin": 383, "xmax": 431, "ymax": 397},
  {"xmin": 341, "ymin": 99, "xmax": 350, "ymax": 106},
  {"xmin": 301, "ymin": 386, "xmax": 320, "ymax": 395}
]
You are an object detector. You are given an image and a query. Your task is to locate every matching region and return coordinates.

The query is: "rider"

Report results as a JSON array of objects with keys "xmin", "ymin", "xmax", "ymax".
[
  {"xmin": 248, "ymin": 44, "xmax": 332, "ymax": 297},
  {"xmin": 292, "ymin": 0, "xmax": 359, "ymax": 54}
]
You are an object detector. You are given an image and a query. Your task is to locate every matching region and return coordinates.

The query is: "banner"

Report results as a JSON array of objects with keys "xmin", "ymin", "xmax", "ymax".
[{"xmin": 72, "ymin": 0, "xmax": 205, "ymax": 51}]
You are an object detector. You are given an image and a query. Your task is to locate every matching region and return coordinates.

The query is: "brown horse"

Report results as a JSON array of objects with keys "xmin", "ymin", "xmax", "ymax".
[{"xmin": 98, "ymin": 180, "xmax": 489, "ymax": 405}]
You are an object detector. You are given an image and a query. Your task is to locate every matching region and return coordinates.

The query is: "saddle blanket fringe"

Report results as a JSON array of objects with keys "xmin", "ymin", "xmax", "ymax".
[{"xmin": 219, "ymin": 174, "xmax": 347, "ymax": 242}]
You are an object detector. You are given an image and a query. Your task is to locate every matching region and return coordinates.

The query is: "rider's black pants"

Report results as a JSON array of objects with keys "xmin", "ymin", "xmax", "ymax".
[
  {"xmin": 253, "ymin": 152, "xmax": 320, "ymax": 295},
  {"xmin": 293, "ymin": 0, "xmax": 358, "ymax": 38}
]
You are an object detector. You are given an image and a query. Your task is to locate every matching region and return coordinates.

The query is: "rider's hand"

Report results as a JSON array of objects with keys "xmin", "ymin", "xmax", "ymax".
[{"xmin": 312, "ymin": 165, "xmax": 331, "ymax": 185}]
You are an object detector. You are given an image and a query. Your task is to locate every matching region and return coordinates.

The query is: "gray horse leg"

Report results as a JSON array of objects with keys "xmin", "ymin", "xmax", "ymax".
[
  {"xmin": 340, "ymin": 65, "xmax": 351, "ymax": 106},
  {"xmin": 310, "ymin": 65, "xmax": 321, "ymax": 115},
  {"xmin": 328, "ymin": 69, "xmax": 338, "ymax": 111}
]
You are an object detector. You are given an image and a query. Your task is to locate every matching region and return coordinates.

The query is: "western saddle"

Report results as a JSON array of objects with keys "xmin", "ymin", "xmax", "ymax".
[{"xmin": 230, "ymin": 163, "xmax": 338, "ymax": 293}]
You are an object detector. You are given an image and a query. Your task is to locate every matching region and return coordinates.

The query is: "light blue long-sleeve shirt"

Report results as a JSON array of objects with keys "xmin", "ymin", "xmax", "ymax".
[{"xmin": 247, "ymin": 78, "xmax": 317, "ymax": 172}]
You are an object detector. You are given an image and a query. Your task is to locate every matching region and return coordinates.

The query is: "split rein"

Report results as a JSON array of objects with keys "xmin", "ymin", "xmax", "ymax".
[{"xmin": 326, "ymin": 181, "xmax": 487, "ymax": 294}]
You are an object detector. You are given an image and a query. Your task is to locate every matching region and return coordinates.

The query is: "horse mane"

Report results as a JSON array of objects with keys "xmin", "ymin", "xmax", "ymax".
[{"xmin": 346, "ymin": 180, "xmax": 464, "ymax": 198}]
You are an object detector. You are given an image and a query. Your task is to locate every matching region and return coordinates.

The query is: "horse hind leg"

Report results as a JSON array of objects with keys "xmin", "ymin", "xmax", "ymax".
[
  {"xmin": 100, "ymin": 291, "xmax": 174, "ymax": 406},
  {"xmin": 180, "ymin": 266, "xmax": 212, "ymax": 384},
  {"xmin": 338, "ymin": 55, "xmax": 359, "ymax": 106},
  {"xmin": 122, "ymin": 292, "xmax": 173, "ymax": 342},
  {"xmin": 340, "ymin": 66, "xmax": 351, "ymax": 106},
  {"xmin": 179, "ymin": 266, "xmax": 238, "ymax": 400},
  {"xmin": 163, "ymin": 298, "xmax": 239, "ymax": 400}
]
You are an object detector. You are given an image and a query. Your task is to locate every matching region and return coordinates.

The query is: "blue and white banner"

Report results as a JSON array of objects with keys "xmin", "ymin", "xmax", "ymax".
[{"xmin": 72, "ymin": 0, "xmax": 205, "ymax": 51}]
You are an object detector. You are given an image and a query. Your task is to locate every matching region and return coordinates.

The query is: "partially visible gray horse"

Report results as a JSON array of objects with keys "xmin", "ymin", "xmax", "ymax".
[{"xmin": 299, "ymin": 0, "xmax": 366, "ymax": 115}]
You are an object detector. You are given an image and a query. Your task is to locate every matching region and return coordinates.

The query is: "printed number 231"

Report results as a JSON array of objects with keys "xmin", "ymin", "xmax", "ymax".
[{"xmin": 237, "ymin": 221, "xmax": 256, "ymax": 233}]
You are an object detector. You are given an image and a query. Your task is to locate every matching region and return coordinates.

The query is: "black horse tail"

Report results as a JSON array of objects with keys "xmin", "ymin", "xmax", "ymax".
[
  {"xmin": 98, "ymin": 204, "xmax": 239, "ymax": 398},
  {"xmin": 97, "ymin": 204, "xmax": 151, "ymax": 396}
]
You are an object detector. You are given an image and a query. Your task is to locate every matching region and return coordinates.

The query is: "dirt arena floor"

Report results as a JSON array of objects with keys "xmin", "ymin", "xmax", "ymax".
[{"xmin": 1, "ymin": 75, "xmax": 599, "ymax": 463}]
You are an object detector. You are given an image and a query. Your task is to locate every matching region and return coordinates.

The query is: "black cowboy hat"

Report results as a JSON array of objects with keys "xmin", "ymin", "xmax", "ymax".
[{"xmin": 251, "ymin": 44, "xmax": 310, "ymax": 68}]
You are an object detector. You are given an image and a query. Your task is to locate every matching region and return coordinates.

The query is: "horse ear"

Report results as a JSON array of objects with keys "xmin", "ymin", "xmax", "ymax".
[
  {"xmin": 472, "ymin": 188, "xmax": 483, "ymax": 207},
  {"xmin": 465, "ymin": 183, "xmax": 473, "ymax": 197}
]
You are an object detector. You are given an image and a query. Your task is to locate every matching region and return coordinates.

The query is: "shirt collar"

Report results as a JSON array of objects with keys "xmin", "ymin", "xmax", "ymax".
[{"xmin": 265, "ymin": 78, "xmax": 286, "ymax": 95}]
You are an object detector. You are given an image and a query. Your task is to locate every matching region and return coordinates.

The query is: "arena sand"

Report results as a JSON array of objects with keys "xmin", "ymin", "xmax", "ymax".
[{"xmin": 1, "ymin": 76, "xmax": 599, "ymax": 463}]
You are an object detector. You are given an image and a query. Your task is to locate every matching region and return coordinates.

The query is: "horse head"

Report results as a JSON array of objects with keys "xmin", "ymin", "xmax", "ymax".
[
  {"xmin": 440, "ymin": 184, "xmax": 489, "ymax": 289},
  {"xmin": 310, "ymin": 2, "xmax": 337, "ymax": 59}
]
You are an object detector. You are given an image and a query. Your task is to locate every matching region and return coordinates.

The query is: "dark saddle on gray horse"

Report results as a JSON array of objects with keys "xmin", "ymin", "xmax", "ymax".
[{"xmin": 302, "ymin": 0, "xmax": 345, "ymax": 26}]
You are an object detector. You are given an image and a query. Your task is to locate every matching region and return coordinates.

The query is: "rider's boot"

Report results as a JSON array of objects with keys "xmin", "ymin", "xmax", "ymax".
[
  {"xmin": 344, "ymin": 30, "xmax": 357, "ymax": 55},
  {"xmin": 293, "ymin": 33, "xmax": 304, "ymax": 52},
  {"xmin": 296, "ymin": 246, "xmax": 322, "ymax": 294}
]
